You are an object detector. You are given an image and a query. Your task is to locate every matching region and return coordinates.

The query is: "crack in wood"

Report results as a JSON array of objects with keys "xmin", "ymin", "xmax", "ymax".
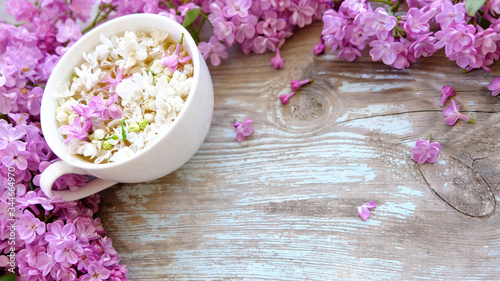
[{"xmin": 417, "ymin": 152, "xmax": 496, "ymax": 217}]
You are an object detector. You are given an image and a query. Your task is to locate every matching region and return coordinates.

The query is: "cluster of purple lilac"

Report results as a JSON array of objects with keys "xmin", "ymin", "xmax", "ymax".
[
  {"xmin": 1, "ymin": 0, "xmax": 130, "ymax": 279},
  {"xmin": 318, "ymin": 0, "xmax": 500, "ymax": 72},
  {"xmin": 0, "ymin": 113, "xmax": 127, "ymax": 280},
  {"xmin": 198, "ymin": 0, "xmax": 330, "ymax": 68}
]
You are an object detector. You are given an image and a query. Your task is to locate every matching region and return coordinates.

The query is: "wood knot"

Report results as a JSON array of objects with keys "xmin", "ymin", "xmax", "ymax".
[{"xmin": 274, "ymin": 79, "xmax": 335, "ymax": 132}]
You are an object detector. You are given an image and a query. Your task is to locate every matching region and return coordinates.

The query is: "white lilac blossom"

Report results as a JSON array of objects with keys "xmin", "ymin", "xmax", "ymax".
[{"xmin": 56, "ymin": 30, "xmax": 193, "ymax": 164}]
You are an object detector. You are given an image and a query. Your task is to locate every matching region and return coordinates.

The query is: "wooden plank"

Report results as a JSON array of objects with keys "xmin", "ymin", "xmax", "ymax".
[{"xmin": 97, "ymin": 22, "xmax": 500, "ymax": 280}]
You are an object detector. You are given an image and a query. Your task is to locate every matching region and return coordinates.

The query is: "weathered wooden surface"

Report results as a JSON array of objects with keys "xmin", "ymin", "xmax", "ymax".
[{"xmin": 97, "ymin": 22, "xmax": 500, "ymax": 280}]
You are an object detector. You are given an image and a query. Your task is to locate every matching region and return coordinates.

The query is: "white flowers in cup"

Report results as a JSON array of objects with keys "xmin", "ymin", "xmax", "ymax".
[{"xmin": 56, "ymin": 29, "xmax": 193, "ymax": 164}]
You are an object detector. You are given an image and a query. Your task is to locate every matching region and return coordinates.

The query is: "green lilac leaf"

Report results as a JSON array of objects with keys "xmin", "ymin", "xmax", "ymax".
[
  {"xmin": 465, "ymin": 0, "xmax": 486, "ymax": 16},
  {"xmin": 0, "ymin": 273, "xmax": 16, "ymax": 281},
  {"xmin": 182, "ymin": 8, "xmax": 201, "ymax": 27}
]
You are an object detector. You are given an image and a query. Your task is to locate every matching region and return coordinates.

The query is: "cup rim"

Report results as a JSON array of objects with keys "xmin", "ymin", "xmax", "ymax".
[{"xmin": 41, "ymin": 14, "xmax": 202, "ymax": 170}]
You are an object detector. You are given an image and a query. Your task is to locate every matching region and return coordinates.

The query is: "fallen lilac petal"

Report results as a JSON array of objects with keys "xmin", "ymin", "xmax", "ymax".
[
  {"xmin": 357, "ymin": 205, "xmax": 371, "ymax": 220},
  {"xmin": 363, "ymin": 201, "xmax": 377, "ymax": 209}
]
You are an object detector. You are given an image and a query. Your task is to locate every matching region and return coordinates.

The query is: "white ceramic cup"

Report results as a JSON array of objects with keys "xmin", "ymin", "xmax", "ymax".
[{"xmin": 40, "ymin": 14, "xmax": 214, "ymax": 201}]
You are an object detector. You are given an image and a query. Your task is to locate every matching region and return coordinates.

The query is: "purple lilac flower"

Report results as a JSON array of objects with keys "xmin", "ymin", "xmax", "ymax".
[
  {"xmin": 223, "ymin": 0, "xmax": 252, "ymax": 19},
  {"xmin": 488, "ymin": 77, "xmax": 500, "ymax": 96},
  {"xmin": 440, "ymin": 85, "xmax": 456, "ymax": 106},
  {"xmin": 232, "ymin": 15, "xmax": 258, "ymax": 44},
  {"xmin": 56, "ymin": 265, "xmax": 77, "ymax": 281},
  {"xmin": 17, "ymin": 244, "xmax": 46, "ymax": 269},
  {"xmin": 338, "ymin": 45, "xmax": 363, "ymax": 62},
  {"xmin": 102, "ymin": 94, "xmax": 122, "ymax": 120},
  {"xmin": 435, "ymin": 2, "xmax": 465, "ymax": 30},
  {"xmin": 54, "ymin": 240, "xmax": 83, "ymax": 265},
  {"xmin": 234, "ymin": 118, "xmax": 254, "ymax": 143},
  {"xmin": 72, "ymin": 102, "xmax": 101, "ymax": 120},
  {"xmin": 361, "ymin": 8, "xmax": 397, "ymax": 40},
  {"xmin": 25, "ymin": 87, "xmax": 44, "ymax": 116},
  {"xmin": 485, "ymin": 0, "xmax": 500, "ymax": 15},
  {"xmin": 443, "ymin": 99, "xmax": 470, "ymax": 125},
  {"xmin": 270, "ymin": 48, "xmax": 284, "ymax": 69},
  {"xmin": 474, "ymin": 28, "xmax": 500, "ymax": 56},
  {"xmin": 17, "ymin": 210, "xmax": 45, "ymax": 244},
  {"xmin": 17, "ymin": 190, "xmax": 56, "ymax": 213},
  {"xmin": 81, "ymin": 262, "xmax": 111, "ymax": 281},
  {"xmin": 45, "ymin": 221, "xmax": 76, "ymax": 247},
  {"xmin": 345, "ymin": 24, "xmax": 368, "ymax": 49},
  {"xmin": 357, "ymin": 201, "xmax": 376, "ymax": 220},
  {"xmin": 78, "ymin": 247, "xmax": 99, "ymax": 271},
  {"xmin": 178, "ymin": 3, "xmax": 199, "ymax": 17},
  {"xmin": 313, "ymin": 38, "xmax": 325, "ymax": 55},
  {"xmin": 58, "ymin": 116, "xmax": 91, "ymax": 144},
  {"xmin": 74, "ymin": 217, "xmax": 99, "ymax": 245},
  {"xmin": 279, "ymin": 91, "xmax": 296, "ymax": 105},
  {"xmin": 341, "ymin": 0, "xmax": 368, "ymax": 17},
  {"xmin": 403, "ymin": 7, "xmax": 436, "ymax": 36},
  {"xmin": 213, "ymin": 17, "xmax": 236, "ymax": 45},
  {"xmin": 411, "ymin": 139, "xmax": 441, "ymax": 164},
  {"xmin": 256, "ymin": 11, "xmax": 286, "ymax": 37},
  {"xmin": 0, "ymin": 125, "xmax": 26, "ymax": 149},
  {"xmin": 69, "ymin": 0, "xmax": 96, "ymax": 21},
  {"xmin": 198, "ymin": 36, "xmax": 229, "ymax": 66},
  {"xmin": 0, "ymin": 89, "xmax": 17, "ymax": 114},
  {"xmin": 35, "ymin": 252, "xmax": 55, "ymax": 276},
  {"xmin": 5, "ymin": 0, "xmax": 38, "ymax": 22},
  {"xmin": 1, "ymin": 143, "xmax": 31, "ymax": 170},
  {"xmin": 109, "ymin": 264, "xmax": 129, "ymax": 281},
  {"xmin": 102, "ymin": 67, "xmax": 124, "ymax": 91},
  {"xmin": 409, "ymin": 33, "xmax": 437, "ymax": 58},
  {"xmin": 445, "ymin": 24, "xmax": 476, "ymax": 53},
  {"xmin": 289, "ymin": 0, "xmax": 316, "ymax": 28},
  {"xmin": 252, "ymin": 36, "xmax": 279, "ymax": 54},
  {"xmin": 55, "ymin": 19, "xmax": 82, "ymax": 43},
  {"xmin": 290, "ymin": 79, "xmax": 312, "ymax": 91},
  {"xmin": 369, "ymin": 36, "xmax": 404, "ymax": 65},
  {"xmin": 321, "ymin": 9, "xmax": 347, "ymax": 52},
  {"xmin": 162, "ymin": 35, "xmax": 192, "ymax": 73},
  {"xmin": 97, "ymin": 237, "xmax": 119, "ymax": 266}
]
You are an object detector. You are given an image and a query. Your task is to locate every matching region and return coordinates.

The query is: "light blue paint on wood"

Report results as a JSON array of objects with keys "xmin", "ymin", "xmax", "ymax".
[
  {"xmin": 376, "ymin": 201, "xmax": 417, "ymax": 220},
  {"xmin": 311, "ymin": 131, "xmax": 368, "ymax": 140},
  {"xmin": 339, "ymin": 81, "xmax": 407, "ymax": 92},
  {"xmin": 337, "ymin": 72, "xmax": 413, "ymax": 80},
  {"xmin": 396, "ymin": 186, "xmax": 423, "ymax": 197},
  {"xmin": 336, "ymin": 104, "xmax": 407, "ymax": 123},
  {"xmin": 235, "ymin": 193, "xmax": 340, "ymax": 205},
  {"xmin": 342, "ymin": 114, "xmax": 413, "ymax": 136}
]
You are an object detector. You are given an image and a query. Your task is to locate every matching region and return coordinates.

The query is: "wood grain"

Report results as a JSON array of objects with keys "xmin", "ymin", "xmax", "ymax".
[{"xmin": 97, "ymin": 22, "xmax": 500, "ymax": 280}]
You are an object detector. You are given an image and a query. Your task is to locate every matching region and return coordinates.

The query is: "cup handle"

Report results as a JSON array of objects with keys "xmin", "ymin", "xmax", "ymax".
[{"xmin": 40, "ymin": 161, "xmax": 118, "ymax": 201}]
